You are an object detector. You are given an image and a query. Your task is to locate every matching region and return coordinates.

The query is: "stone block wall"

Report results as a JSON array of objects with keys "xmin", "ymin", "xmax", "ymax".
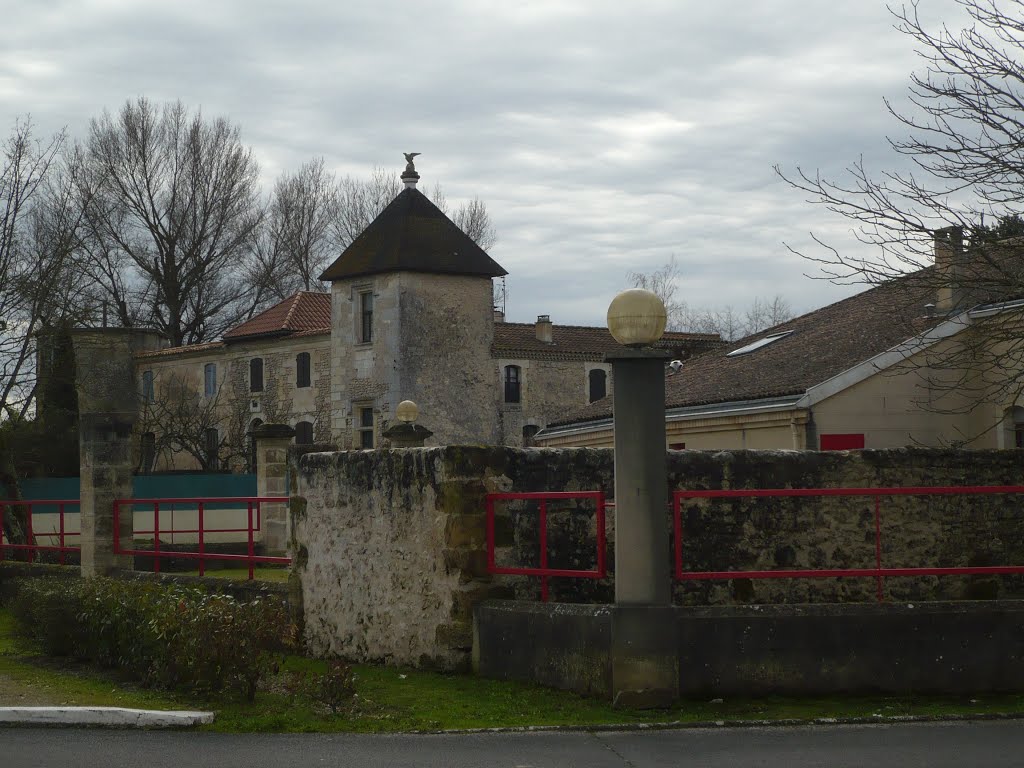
[{"xmin": 292, "ymin": 445, "xmax": 1024, "ymax": 669}]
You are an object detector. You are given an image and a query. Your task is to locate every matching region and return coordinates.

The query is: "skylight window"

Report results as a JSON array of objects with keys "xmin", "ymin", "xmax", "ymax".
[{"xmin": 726, "ymin": 331, "xmax": 794, "ymax": 357}]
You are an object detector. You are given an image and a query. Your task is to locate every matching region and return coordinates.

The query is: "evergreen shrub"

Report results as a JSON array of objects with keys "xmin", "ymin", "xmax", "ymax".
[{"xmin": 11, "ymin": 576, "xmax": 293, "ymax": 701}]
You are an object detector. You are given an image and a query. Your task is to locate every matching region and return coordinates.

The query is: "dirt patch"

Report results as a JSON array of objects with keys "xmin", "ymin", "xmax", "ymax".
[{"xmin": 0, "ymin": 672, "xmax": 66, "ymax": 706}]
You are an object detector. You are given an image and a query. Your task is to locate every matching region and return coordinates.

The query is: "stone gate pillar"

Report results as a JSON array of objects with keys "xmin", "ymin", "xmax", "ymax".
[
  {"xmin": 252, "ymin": 423, "xmax": 295, "ymax": 556},
  {"xmin": 71, "ymin": 328, "xmax": 163, "ymax": 577}
]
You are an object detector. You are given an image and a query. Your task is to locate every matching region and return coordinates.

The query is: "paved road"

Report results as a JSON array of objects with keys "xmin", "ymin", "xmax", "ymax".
[{"xmin": 3, "ymin": 720, "xmax": 1023, "ymax": 767}]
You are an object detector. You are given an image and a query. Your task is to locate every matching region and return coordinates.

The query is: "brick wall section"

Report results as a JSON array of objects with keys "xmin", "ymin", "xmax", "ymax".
[{"xmin": 292, "ymin": 446, "xmax": 1024, "ymax": 669}]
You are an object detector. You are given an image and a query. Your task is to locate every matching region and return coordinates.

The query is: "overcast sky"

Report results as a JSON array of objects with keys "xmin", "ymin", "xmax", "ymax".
[{"xmin": 3, "ymin": 0, "xmax": 970, "ymax": 327}]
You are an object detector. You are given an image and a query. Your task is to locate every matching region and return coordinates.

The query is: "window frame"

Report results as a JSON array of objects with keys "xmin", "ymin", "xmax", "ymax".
[
  {"xmin": 249, "ymin": 358, "xmax": 264, "ymax": 392},
  {"xmin": 359, "ymin": 290, "xmax": 374, "ymax": 344},
  {"xmin": 204, "ymin": 427, "xmax": 220, "ymax": 470},
  {"xmin": 588, "ymin": 368, "xmax": 607, "ymax": 403},
  {"xmin": 204, "ymin": 363, "xmax": 217, "ymax": 397},
  {"xmin": 295, "ymin": 420, "xmax": 314, "ymax": 445},
  {"xmin": 357, "ymin": 405, "xmax": 374, "ymax": 449},
  {"xmin": 141, "ymin": 369, "xmax": 155, "ymax": 404},
  {"xmin": 296, "ymin": 352, "xmax": 311, "ymax": 388},
  {"xmin": 504, "ymin": 365, "xmax": 521, "ymax": 404}
]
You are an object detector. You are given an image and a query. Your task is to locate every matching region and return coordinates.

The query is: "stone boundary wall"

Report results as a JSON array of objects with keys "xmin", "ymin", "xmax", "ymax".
[
  {"xmin": 291, "ymin": 446, "xmax": 1024, "ymax": 669},
  {"xmin": 475, "ymin": 599, "xmax": 1024, "ymax": 697}
]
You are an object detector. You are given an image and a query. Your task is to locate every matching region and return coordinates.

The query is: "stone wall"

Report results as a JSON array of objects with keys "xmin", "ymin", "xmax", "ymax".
[{"xmin": 292, "ymin": 445, "xmax": 1024, "ymax": 668}]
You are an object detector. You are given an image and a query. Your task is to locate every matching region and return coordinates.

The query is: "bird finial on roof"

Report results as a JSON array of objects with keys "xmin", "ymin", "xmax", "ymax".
[{"xmin": 401, "ymin": 152, "xmax": 421, "ymax": 189}]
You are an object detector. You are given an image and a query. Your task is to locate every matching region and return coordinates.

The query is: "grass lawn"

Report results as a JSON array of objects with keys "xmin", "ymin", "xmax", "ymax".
[{"xmin": 2, "ymin": 608, "xmax": 1024, "ymax": 732}]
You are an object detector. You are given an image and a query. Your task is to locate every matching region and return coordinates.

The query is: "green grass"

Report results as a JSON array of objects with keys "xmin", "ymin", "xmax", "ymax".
[{"xmin": 3, "ymin": 607, "xmax": 1024, "ymax": 732}]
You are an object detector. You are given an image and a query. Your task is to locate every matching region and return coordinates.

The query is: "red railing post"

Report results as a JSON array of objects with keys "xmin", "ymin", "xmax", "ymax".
[
  {"xmin": 596, "ymin": 492, "xmax": 607, "ymax": 577},
  {"xmin": 113, "ymin": 500, "xmax": 120, "ymax": 558},
  {"xmin": 153, "ymin": 502, "xmax": 161, "ymax": 574},
  {"xmin": 486, "ymin": 495, "xmax": 496, "ymax": 572},
  {"xmin": 198, "ymin": 501, "xmax": 206, "ymax": 577},
  {"xmin": 875, "ymin": 496, "xmax": 883, "ymax": 603},
  {"xmin": 25, "ymin": 502, "xmax": 33, "ymax": 565},
  {"xmin": 247, "ymin": 501, "xmax": 255, "ymax": 581},
  {"xmin": 539, "ymin": 499, "xmax": 549, "ymax": 602},
  {"xmin": 58, "ymin": 502, "xmax": 66, "ymax": 566},
  {"xmin": 673, "ymin": 491, "xmax": 683, "ymax": 580}
]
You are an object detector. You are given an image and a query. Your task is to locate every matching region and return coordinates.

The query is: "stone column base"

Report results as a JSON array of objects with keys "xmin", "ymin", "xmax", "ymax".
[{"xmin": 611, "ymin": 604, "xmax": 679, "ymax": 708}]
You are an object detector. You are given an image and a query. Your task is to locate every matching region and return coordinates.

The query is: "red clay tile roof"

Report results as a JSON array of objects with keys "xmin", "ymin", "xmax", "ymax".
[
  {"xmin": 223, "ymin": 292, "xmax": 331, "ymax": 342},
  {"xmin": 550, "ymin": 271, "xmax": 942, "ymax": 426},
  {"xmin": 320, "ymin": 188, "xmax": 507, "ymax": 281},
  {"xmin": 492, "ymin": 323, "xmax": 723, "ymax": 362}
]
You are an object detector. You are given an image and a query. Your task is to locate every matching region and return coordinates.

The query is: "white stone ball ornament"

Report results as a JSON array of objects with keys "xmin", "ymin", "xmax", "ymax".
[
  {"xmin": 606, "ymin": 289, "xmax": 668, "ymax": 347},
  {"xmin": 395, "ymin": 400, "xmax": 419, "ymax": 424}
]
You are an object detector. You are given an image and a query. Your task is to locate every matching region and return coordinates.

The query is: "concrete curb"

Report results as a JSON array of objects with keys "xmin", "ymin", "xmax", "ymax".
[{"xmin": 0, "ymin": 707, "xmax": 215, "ymax": 728}]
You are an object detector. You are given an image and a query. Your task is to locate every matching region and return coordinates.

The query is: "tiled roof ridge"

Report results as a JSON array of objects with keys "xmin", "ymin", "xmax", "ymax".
[{"xmin": 280, "ymin": 294, "xmax": 302, "ymax": 331}]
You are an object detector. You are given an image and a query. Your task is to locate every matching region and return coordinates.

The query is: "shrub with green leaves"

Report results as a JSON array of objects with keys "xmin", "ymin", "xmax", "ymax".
[{"xmin": 10, "ymin": 576, "xmax": 292, "ymax": 701}]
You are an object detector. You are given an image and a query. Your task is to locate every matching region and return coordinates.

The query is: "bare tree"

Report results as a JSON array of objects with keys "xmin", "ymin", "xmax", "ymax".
[
  {"xmin": 0, "ymin": 118, "xmax": 88, "ymax": 545},
  {"xmin": 260, "ymin": 157, "xmax": 341, "ymax": 299},
  {"xmin": 777, "ymin": 0, "xmax": 1024, "ymax": 418},
  {"xmin": 76, "ymin": 98, "xmax": 264, "ymax": 346},
  {"xmin": 627, "ymin": 255, "xmax": 693, "ymax": 330},
  {"xmin": 629, "ymin": 258, "xmax": 793, "ymax": 338}
]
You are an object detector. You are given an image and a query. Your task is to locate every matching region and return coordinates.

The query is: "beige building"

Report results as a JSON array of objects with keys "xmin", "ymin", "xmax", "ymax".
[
  {"xmin": 537, "ymin": 234, "xmax": 1024, "ymax": 452},
  {"xmin": 133, "ymin": 166, "xmax": 719, "ymax": 469}
]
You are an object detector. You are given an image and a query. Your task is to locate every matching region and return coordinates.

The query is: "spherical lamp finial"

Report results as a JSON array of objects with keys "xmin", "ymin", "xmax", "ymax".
[
  {"xmin": 606, "ymin": 289, "xmax": 668, "ymax": 347},
  {"xmin": 395, "ymin": 400, "xmax": 419, "ymax": 424}
]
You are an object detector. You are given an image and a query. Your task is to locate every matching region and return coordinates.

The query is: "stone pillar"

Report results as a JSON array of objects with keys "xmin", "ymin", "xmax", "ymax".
[
  {"xmin": 605, "ymin": 348, "xmax": 677, "ymax": 708},
  {"xmin": 252, "ymin": 423, "xmax": 295, "ymax": 556},
  {"xmin": 71, "ymin": 328, "xmax": 164, "ymax": 577}
]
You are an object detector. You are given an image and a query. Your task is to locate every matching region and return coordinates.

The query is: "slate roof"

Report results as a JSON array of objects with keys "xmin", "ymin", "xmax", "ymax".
[
  {"xmin": 320, "ymin": 188, "xmax": 507, "ymax": 281},
  {"xmin": 223, "ymin": 292, "xmax": 331, "ymax": 343},
  {"xmin": 550, "ymin": 271, "xmax": 941, "ymax": 426},
  {"xmin": 493, "ymin": 323, "xmax": 723, "ymax": 362}
]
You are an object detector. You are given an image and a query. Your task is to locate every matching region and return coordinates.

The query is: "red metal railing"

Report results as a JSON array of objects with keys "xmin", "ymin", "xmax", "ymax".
[
  {"xmin": 486, "ymin": 491, "xmax": 607, "ymax": 601},
  {"xmin": 673, "ymin": 485, "xmax": 1024, "ymax": 602},
  {"xmin": 0, "ymin": 500, "xmax": 81, "ymax": 564},
  {"xmin": 113, "ymin": 496, "xmax": 290, "ymax": 580}
]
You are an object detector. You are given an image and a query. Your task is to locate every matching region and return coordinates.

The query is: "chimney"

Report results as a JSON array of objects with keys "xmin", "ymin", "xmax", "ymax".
[
  {"xmin": 493, "ymin": 309, "xmax": 505, "ymax": 322},
  {"xmin": 934, "ymin": 225, "xmax": 965, "ymax": 313},
  {"xmin": 535, "ymin": 314, "xmax": 553, "ymax": 344}
]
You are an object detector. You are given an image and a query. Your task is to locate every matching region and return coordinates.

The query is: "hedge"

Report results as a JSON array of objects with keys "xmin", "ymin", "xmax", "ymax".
[{"xmin": 10, "ymin": 576, "xmax": 293, "ymax": 701}]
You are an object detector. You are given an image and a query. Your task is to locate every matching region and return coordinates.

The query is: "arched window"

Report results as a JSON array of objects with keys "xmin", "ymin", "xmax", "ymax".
[
  {"xmin": 504, "ymin": 365, "xmax": 521, "ymax": 404},
  {"xmin": 249, "ymin": 358, "xmax": 263, "ymax": 392},
  {"xmin": 588, "ymin": 368, "xmax": 607, "ymax": 403},
  {"xmin": 295, "ymin": 421, "xmax": 314, "ymax": 445},
  {"xmin": 296, "ymin": 352, "xmax": 311, "ymax": 388},
  {"xmin": 205, "ymin": 427, "xmax": 220, "ymax": 471}
]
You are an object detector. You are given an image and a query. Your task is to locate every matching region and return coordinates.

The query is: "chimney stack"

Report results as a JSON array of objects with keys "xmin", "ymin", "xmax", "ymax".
[
  {"xmin": 934, "ymin": 225, "xmax": 965, "ymax": 313},
  {"xmin": 535, "ymin": 314, "xmax": 553, "ymax": 344},
  {"xmin": 493, "ymin": 309, "xmax": 505, "ymax": 322}
]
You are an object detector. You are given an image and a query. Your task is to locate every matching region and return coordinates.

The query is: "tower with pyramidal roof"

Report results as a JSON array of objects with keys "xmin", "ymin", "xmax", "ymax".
[{"xmin": 318, "ymin": 155, "xmax": 508, "ymax": 446}]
